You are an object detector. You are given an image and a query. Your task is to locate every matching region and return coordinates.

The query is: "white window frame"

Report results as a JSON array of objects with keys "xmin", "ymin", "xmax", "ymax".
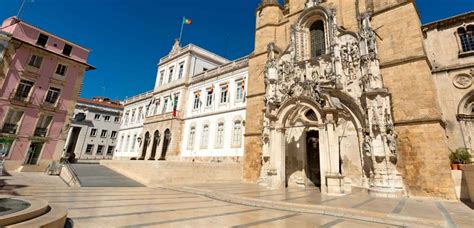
[
  {"xmin": 100, "ymin": 130, "xmax": 108, "ymax": 138},
  {"xmin": 193, "ymin": 92, "xmax": 201, "ymax": 110},
  {"xmin": 232, "ymin": 121, "xmax": 243, "ymax": 147},
  {"xmin": 28, "ymin": 55, "xmax": 43, "ymax": 68},
  {"xmin": 200, "ymin": 125, "xmax": 210, "ymax": 149},
  {"xmin": 44, "ymin": 87, "xmax": 61, "ymax": 105},
  {"xmin": 90, "ymin": 128, "xmax": 97, "ymax": 137},
  {"xmin": 85, "ymin": 144, "xmax": 94, "ymax": 154},
  {"xmin": 215, "ymin": 123, "xmax": 225, "ymax": 148},
  {"xmin": 111, "ymin": 131, "xmax": 118, "ymax": 139},
  {"xmin": 206, "ymin": 90, "xmax": 213, "ymax": 107},
  {"xmin": 94, "ymin": 114, "xmax": 101, "ymax": 120},
  {"xmin": 55, "ymin": 63, "xmax": 68, "ymax": 76},
  {"xmin": 220, "ymin": 85, "xmax": 228, "ymax": 104},
  {"xmin": 178, "ymin": 62, "xmax": 185, "ymax": 79},
  {"xmin": 236, "ymin": 81, "xmax": 244, "ymax": 102},
  {"xmin": 187, "ymin": 127, "xmax": 196, "ymax": 150}
]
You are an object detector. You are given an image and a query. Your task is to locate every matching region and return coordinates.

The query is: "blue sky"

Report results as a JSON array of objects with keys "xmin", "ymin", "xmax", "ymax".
[{"xmin": 1, "ymin": 0, "xmax": 473, "ymax": 100}]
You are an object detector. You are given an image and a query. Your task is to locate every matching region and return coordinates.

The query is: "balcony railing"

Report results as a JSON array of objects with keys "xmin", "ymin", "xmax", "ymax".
[
  {"xmin": 34, "ymin": 128, "xmax": 48, "ymax": 137},
  {"xmin": 42, "ymin": 99, "xmax": 60, "ymax": 110},
  {"xmin": 10, "ymin": 91, "xmax": 30, "ymax": 103},
  {"xmin": 1, "ymin": 123, "xmax": 18, "ymax": 134}
]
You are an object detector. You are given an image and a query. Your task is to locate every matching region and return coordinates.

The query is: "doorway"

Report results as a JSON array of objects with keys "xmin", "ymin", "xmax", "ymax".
[
  {"xmin": 25, "ymin": 142, "xmax": 43, "ymax": 165},
  {"xmin": 149, "ymin": 130, "xmax": 160, "ymax": 160},
  {"xmin": 159, "ymin": 129, "xmax": 171, "ymax": 160},
  {"xmin": 139, "ymin": 132, "xmax": 150, "ymax": 160},
  {"xmin": 306, "ymin": 130, "xmax": 321, "ymax": 188}
]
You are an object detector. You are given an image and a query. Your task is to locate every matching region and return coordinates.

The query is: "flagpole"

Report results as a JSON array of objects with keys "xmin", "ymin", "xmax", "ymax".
[
  {"xmin": 178, "ymin": 16, "xmax": 185, "ymax": 43},
  {"xmin": 17, "ymin": 0, "xmax": 27, "ymax": 18}
]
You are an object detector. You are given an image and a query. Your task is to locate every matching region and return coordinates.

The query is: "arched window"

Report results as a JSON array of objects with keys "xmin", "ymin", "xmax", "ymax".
[
  {"xmin": 188, "ymin": 127, "xmax": 196, "ymax": 149},
  {"xmin": 459, "ymin": 26, "xmax": 474, "ymax": 53},
  {"xmin": 310, "ymin": 21, "xmax": 325, "ymax": 58},
  {"xmin": 232, "ymin": 121, "xmax": 243, "ymax": 147}
]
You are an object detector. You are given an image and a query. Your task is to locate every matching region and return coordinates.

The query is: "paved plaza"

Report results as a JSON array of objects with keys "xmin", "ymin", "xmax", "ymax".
[{"xmin": 1, "ymin": 170, "xmax": 474, "ymax": 227}]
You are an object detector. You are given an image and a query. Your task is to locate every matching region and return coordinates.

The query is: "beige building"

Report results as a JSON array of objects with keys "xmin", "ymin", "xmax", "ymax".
[
  {"xmin": 243, "ymin": 0, "xmax": 457, "ymax": 199},
  {"xmin": 424, "ymin": 11, "xmax": 474, "ymax": 153}
]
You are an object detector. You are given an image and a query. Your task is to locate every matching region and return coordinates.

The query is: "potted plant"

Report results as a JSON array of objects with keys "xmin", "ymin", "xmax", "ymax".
[{"xmin": 449, "ymin": 148, "xmax": 472, "ymax": 170}]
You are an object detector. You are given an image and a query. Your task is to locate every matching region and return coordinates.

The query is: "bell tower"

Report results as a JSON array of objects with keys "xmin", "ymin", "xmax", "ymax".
[{"xmin": 243, "ymin": 0, "xmax": 284, "ymax": 182}]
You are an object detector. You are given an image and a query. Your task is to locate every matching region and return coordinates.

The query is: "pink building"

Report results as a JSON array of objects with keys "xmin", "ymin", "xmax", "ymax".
[{"xmin": 0, "ymin": 17, "xmax": 94, "ymax": 171}]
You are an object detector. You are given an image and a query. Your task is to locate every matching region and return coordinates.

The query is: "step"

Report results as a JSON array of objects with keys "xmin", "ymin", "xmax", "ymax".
[
  {"xmin": 0, "ymin": 197, "xmax": 49, "ymax": 226},
  {"xmin": 5, "ymin": 204, "xmax": 67, "ymax": 228}
]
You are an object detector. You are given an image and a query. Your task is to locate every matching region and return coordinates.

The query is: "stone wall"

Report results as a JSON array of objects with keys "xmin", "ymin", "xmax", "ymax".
[{"xmin": 101, "ymin": 160, "xmax": 243, "ymax": 186}]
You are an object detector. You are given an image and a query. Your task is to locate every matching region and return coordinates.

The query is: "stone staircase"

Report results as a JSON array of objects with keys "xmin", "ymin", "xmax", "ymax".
[{"xmin": 0, "ymin": 196, "xmax": 67, "ymax": 228}]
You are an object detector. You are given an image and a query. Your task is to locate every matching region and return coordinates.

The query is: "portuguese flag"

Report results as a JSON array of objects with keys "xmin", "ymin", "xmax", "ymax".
[{"xmin": 183, "ymin": 17, "xmax": 192, "ymax": 25}]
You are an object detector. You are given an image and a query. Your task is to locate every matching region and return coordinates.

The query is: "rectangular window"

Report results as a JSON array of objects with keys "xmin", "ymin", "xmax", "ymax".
[
  {"xmin": 178, "ymin": 62, "xmax": 184, "ymax": 79},
  {"xmin": 100, "ymin": 130, "xmax": 108, "ymax": 138},
  {"xmin": 36, "ymin": 33, "xmax": 49, "ymax": 47},
  {"xmin": 15, "ymin": 80, "xmax": 34, "ymax": 100},
  {"xmin": 96, "ymin": 145, "xmax": 104, "ymax": 155},
  {"xmin": 85, "ymin": 144, "xmax": 94, "ymax": 154},
  {"xmin": 188, "ymin": 127, "xmax": 196, "ymax": 149},
  {"xmin": 1, "ymin": 109, "xmax": 24, "ymax": 134},
  {"xmin": 193, "ymin": 93, "xmax": 201, "ymax": 110},
  {"xmin": 206, "ymin": 90, "xmax": 213, "ymax": 107},
  {"xmin": 111, "ymin": 131, "xmax": 118, "ymax": 139},
  {"xmin": 162, "ymin": 98, "xmax": 169, "ymax": 113},
  {"xmin": 104, "ymin": 115, "xmax": 111, "ymax": 122},
  {"xmin": 159, "ymin": 71, "xmax": 165, "ymax": 85},
  {"xmin": 123, "ymin": 112, "xmax": 129, "ymax": 125},
  {"xmin": 34, "ymin": 114, "xmax": 53, "ymax": 137},
  {"xmin": 131, "ymin": 134, "xmax": 137, "ymax": 152},
  {"xmin": 114, "ymin": 116, "xmax": 120, "ymax": 123},
  {"xmin": 106, "ymin": 146, "xmax": 114, "ymax": 155},
  {"xmin": 168, "ymin": 67, "xmax": 174, "ymax": 83},
  {"xmin": 236, "ymin": 82, "xmax": 244, "ymax": 101},
  {"xmin": 90, "ymin": 128, "xmax": 97, "ymax": 137},
  {"xmin": 200, "ymin": 125, "xmax": 209, "ymax": 149},
  {"xmin": 220, "ymin": 85, "xmax": 228, "ymax": 104},
  {"xmin": 94, "ymin": 114, "xmax": 101, "ymax": 120},
  {"xmin": 44, "ymin": 87, "xmax": 61, "ymax": 104},
  {"xmin": 131, "ymin": 109, "xmax": 136, "ymax": 122},
  {"xmin": 232, "ymin": 121, "xmax": 243, "ymax": 147},
  {"xmin": 62, "ymin": 44, "xmax": 72, "ymax": 56},
  {"xmin": 0, "ymin": 138, "xmax": 14, "ymax": 157},
  {"xmin": 138, "ymin": 108, "xmax": 143, "ymax": 121},
  {"xmin": 28, "ymin": 55, "xmax": 43, "ymax": 68},
  {"xmin": 215, "ymin": 123, "xmax": 225, "ymax": 148},
  {"xmin": 55, "ymin": 64, "xmax": 68, "ymax": 76}
]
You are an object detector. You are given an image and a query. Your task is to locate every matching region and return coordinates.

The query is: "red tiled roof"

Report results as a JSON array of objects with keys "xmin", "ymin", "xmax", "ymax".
[{"xmin": 77, "ymin": 97, "xmax": 123, "ymax": 109}]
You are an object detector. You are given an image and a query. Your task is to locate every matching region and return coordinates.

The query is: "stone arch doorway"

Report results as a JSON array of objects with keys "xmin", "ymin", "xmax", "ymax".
[
  {"xmin": 149, "ymin": 130, "xmax": 161, "ymax": 160},
  {"xmin": 159, "ymin": 129, "xmax": 171, "ymax": 160},
  {"xmin": 139, "ymin": 132, "xmax": 150, "ymax": 160},
  {"xmin": 265, "ymin": 96, "xmax": 365, "ymax": 194}
]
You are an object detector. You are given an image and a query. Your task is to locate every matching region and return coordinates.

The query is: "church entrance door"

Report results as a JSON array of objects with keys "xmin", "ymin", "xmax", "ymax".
[{"xmin": 306, "ymin": 130, "xmax": 321, "ymax": 188}]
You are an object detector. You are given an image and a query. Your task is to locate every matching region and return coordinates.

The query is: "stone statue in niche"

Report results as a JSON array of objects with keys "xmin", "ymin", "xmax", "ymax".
[
  {"xmin": 362, "ymin": 134, "xmax": 375, "ymax": 178},
  {"xmin": 386, "ymin": 129, "xmax": 397, "ymax": 156},
  {"xmin": 360, "ymin": 13, "xmax": 376, "ymax": 54}
]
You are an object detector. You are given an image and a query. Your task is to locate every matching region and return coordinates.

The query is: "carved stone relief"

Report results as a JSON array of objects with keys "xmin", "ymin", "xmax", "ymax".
[{"xmin": 453, "ymin": 73, "xmax": 473, "ymax": 89}]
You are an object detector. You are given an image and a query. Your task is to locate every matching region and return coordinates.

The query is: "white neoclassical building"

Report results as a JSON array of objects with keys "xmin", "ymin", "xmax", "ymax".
[
  {"xmin": 114, "ymin": 91, "xmax": 152, "ymax": 159},
  {"xmin": 181, "ymin": 57, "xmax": 248, "ymax": 162}
]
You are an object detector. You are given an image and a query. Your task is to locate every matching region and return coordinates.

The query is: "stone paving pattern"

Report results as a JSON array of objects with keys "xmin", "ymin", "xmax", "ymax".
[{"xmin": 1, "ymin": 170, "xmax": 474, "ymax": 227}]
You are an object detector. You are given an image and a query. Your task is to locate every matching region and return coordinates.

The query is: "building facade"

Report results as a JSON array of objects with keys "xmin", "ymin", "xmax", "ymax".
[
  {"xmin": 0, "ymin": 17, "xmax": 94, "ymax": 171},
  {"xmin": 114, "ymin": 91, "xmax": 152, "ymax": 159},
  {"xmin": 423, "ymin": 12, "xmax": 474, "ymax": 153},
  {"xmin": 63, "ymin": 97, "xmax": 123, "ymax": 160},
  {"xmin": 181, "ymin": 57, "xmax": 248, "ymax": 162},
  {"xmin": 139, "ymin": 41, "xmax": 229, "ymax": 161},
  {"xmin": 243, "ymin": 0, "xmax": 457, "ymax": 199}
]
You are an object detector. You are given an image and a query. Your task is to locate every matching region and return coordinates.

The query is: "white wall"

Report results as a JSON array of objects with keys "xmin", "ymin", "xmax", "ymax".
[
  {"xmin": 181, "ymin": 69, "xmax": 248, "ymax": 157},
  {"xmin": 115, "ymin": 97, "xmax": 151, "ymax": 158}
]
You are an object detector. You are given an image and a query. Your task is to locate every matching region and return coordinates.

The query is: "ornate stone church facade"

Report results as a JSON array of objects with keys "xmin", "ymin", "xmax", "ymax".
[{"xmin": 243, "ymin": 0, "xmax": 458, "ymax": 199}]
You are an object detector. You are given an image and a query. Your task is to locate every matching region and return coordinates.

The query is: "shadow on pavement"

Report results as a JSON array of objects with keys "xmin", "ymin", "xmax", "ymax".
[{"xmin": 0, "ymin": 170, "xmax": 28, "ymax": 196}]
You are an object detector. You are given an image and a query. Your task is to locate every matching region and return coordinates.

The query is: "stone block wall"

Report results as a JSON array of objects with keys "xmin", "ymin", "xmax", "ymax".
[{"xmin": 101, "ymin": 160, "xmax": 243, "ymax": 186}]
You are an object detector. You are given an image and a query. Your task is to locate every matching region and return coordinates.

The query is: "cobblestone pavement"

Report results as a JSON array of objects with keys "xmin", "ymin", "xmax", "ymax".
[{"xmin": 1, "ymin": 172, "xmax": 473, "ymax": 227}]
